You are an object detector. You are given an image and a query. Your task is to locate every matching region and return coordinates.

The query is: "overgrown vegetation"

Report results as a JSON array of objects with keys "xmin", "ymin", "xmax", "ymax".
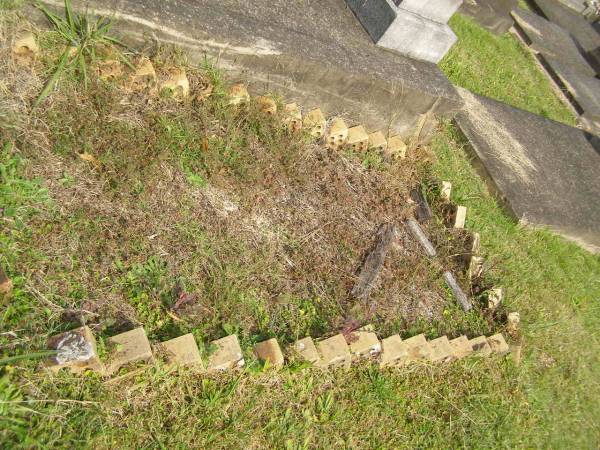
[
  {"xmin": 441, "ymin": 13, "xmax": 577, "ymax": 125},
  {"xmin": 1, "ymin": 8, "xmax": 599, "ymax": 449}
]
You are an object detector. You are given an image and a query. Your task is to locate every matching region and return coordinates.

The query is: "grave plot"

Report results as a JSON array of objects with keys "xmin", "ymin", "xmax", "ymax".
[{"xmin": 1, "ymin": 26, "xmax": 516, "ymax": 384}]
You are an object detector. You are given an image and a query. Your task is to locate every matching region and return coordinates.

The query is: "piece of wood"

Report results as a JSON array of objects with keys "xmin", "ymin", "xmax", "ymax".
[
  {"xmin": 351, "ymin": 223, "xmax": 398, "ymax": 302},
  {"xmin": 405, "ymin": 218, "xmax": 437, "ymax": 257},
  {"xmin": 443, "ymin": 271, "xmax": 473, "ymax": 312},
  {"xmin": 410, "ymin": 188, "xmax": 433, "ymax": 223}
]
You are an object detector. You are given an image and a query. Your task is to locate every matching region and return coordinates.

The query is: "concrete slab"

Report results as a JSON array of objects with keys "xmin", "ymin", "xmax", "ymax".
[
  {"xmin": 378, "ymin": 9, "xmax": 458, "ymax": 63},
  {"xmin": 512, "ymin": 8, "xmax": 596, "ymax": 76},
  {"xmin": 544, "ymin": 57, "xmax": 600, "ymax": 123},
  {"xmin": 40, "ymin": 0, "xmax": 462, "ymax": 138},
  {"xmin": 529, "ymin": 0, "xmax": 600, "ymax": 54},
  {"xmin": 455, "ymin": 87, "xmax": 600, "ymax": 253},
  {"xmin": 398, "ymin": 0, "xmax": 463, "ymax": 24},
  {"xmin": 554, "ymin": 0, "xmax": 588, "ymax": 13},
  {"xmin": 459, "ymin": 0, "xmax": 518, "ymax": 34}
]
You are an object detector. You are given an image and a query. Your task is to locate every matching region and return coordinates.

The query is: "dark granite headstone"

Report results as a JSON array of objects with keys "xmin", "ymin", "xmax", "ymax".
[
  {"xmin": 345, "ymin": 0, "xmax": 397, "ymax": 42},
  {"xmin": 512, "ymin": 8, "xmax": 596, "ymax": 76},
  {"xmin": 455, "ymin": 87, "xmax": 600, "ymax": 253},
  {"xmin": 459, "ymin": 0, "xmax": 518, "ymax": 34}
]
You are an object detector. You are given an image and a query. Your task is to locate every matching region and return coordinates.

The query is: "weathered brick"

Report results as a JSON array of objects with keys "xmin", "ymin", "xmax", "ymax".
[
  {"xmin": 428, "ymin": 336, "xmax": 454, "ymax": 363},
  {"xmin": 253, "ymin": 338, "xmax": 285, "ymax": 368},
  {"xmin": 0, "ymin": 266, "xmax": 12, "ymax": 296},
  {"xmin": 441, "ymin": 181, "xmax": 452, "ymax": 201},
  {"xmin": 404, "ymin": 334, "xmax": 432, "ymax": 362},
  {"xmin": 386, "ymin": 135, "xmax": 407, "ymax": 159},
  {"xmin": 255, "ymin": 96, "xmax": 277, "ymax": 115},
  {"xmin": 469, "ymin": 256, "xmax": 484, "ymax": 281},
  {"xmin": 454, "ymin": 206, "xmax": 467, "ymax": 229},
  {"xmin": 46, "ymin": 326, "xmax": 104, "ymax": 374},
  {"xmin": 160, "ymin": 68, "xmax": 190, "ymax": 97},
  {"xmin": 130, "ymin": 57, "xmax": 157, "ymax": 91},
  {"xmin": 470, "ymin": 336, "xmax": 492, "ymax": 356},
  {"xmin": 207, "ymin": 335, "xmax": 245, "ymax": 372},
  {"xmin": 487, "ymin": 287, "xmax": 503, "ymax": 310},
  {"xmin": 471, "ymin": 232, "xmax": 481, "ymax": 255},
  {"xmin": 228, "ymin": 83, "xmax": 250, "ymax": 105},
  {"xmin": 326, "ymin": 118, "xmax": 348, "ymax": 150},
  {"xmin": 12, "ymin": 33, "xmax": 39, "ymax": 65},
  {"xmin": 510, "ymin": 343, "xmax": 522, "ymax": 366},
  {"xmin": 155, "ymin": 333, "xmax": 203, "ymax": 369},
  {"xmin": 449, "ymin": 335, "xmax": 473, "ymax": 359},
  {"xmin": 346, "ymin": 325, "xmax": 381, "ymax": 359},
  {"xmin": 379, "ymin": 334, "xmax": 408, "ymax": 368},
  {"xmin": 292, "ymin": 337, "xmax": 321, "ymax": 364},
  {"xmin": 507, "ymin": 312, "xmax": 520, "ymax": 333},
  {"xmin": 487, "ymin": 333, "xmax": 510, "ymax": 355},
  {"xmin": 347, "ymin": 125, "xmax": 369, "ymax": 152},
  {"xmin": 317, "ymin": 334, "xmax": 351, "ymax": 369},
  {"xmin": 368, "ymin": 131, "xmax": 388, "ymax": 152},
  {"xmin": 304, "ymin": 108, "xmax": 326, "ymax": 138},
  {"xmin": 284, "ymin": 103, "xmax": 302, "ymax": 131},
  {"xmin": 106, "ymin": 327, "xmax": 154, "ymax": 375}
]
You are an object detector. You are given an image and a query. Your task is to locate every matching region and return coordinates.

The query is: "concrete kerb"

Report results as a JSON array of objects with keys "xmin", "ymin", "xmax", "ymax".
[
  {"xmin": 45, "ymin": 324, "xmax": 514, "ymax": 378},
  {"xmin": 34, "ymin": 0, "xmax": 462, "ymax": 140}
]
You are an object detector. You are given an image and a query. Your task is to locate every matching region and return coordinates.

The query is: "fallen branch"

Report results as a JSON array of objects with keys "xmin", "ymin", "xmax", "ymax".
[
  {"xmin": 351, "ymin": 223, "xmax": 398, "ymax": 302},
  {"xmin": 405, "ymin": 218, "xmax": 437, "ymax": 257},
  {"xmin": 443, "ymin": 271, "xmax": 473, "ymax": 312}
]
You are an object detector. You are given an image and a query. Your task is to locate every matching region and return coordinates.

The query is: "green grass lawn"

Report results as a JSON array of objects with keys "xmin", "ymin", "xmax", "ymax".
[
  {"xmin": 2, "ymin": 7, "xmax": 600, "ymax": 449},
  {"xmin": 441, "ymin": 13, "xmax": 577, "ymax": 126}
]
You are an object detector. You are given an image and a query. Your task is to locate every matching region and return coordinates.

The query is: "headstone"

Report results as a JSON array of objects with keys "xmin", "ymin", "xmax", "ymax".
[{"xmin": 345, "ymin": 0, "xmax": 460, "ymax": 63}]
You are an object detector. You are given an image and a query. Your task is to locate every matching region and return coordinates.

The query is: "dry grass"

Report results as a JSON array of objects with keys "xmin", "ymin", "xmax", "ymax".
[{"xmin": 1, "ymin": 16, "xmax": 489, "ymax": 355}]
